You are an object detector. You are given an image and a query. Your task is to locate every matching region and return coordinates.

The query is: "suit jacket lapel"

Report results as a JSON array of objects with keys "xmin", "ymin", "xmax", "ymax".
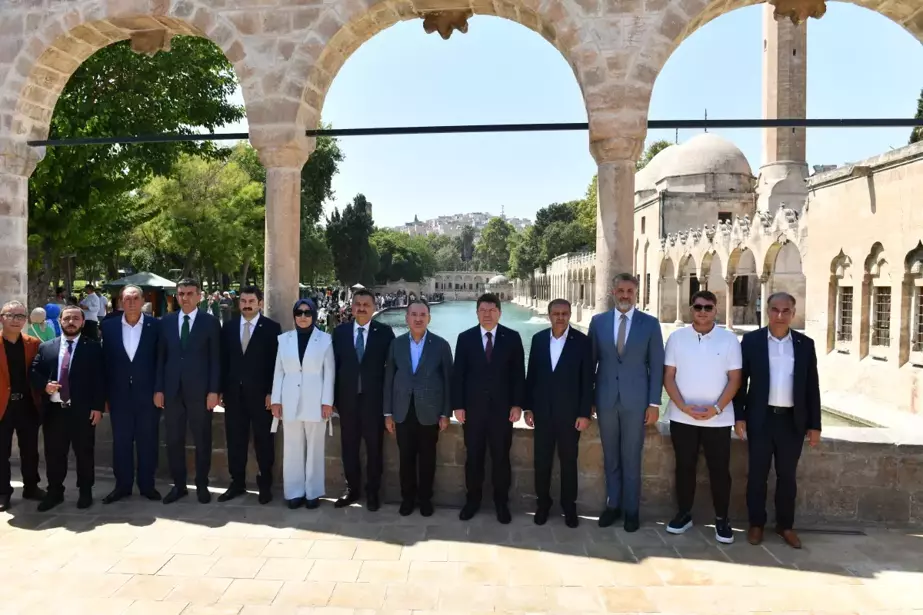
[
  {"xmin": 622, "ymin": 311, "xmax": 643, "ymax": 358},
  {"xmin": 112, "ymin": 315, "xmax": 128, "ymax": 362},
  {"xmin": 757, "ymin": 328, "xmax": 771, "ymax": 392},
  {"xmin": 792, "ymin": 330, "xmax": 805, "ymax": 391}
]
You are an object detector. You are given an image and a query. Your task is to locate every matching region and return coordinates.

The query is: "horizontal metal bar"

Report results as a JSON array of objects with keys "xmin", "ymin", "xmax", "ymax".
[{"xmin": 26, "ymin": 118, "xmax": 923, "ymax": 147}]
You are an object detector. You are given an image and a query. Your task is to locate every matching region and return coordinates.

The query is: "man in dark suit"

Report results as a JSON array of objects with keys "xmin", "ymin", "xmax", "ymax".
[
  {"xmin": 30, "ymin": 305, "xmax": 106, "ymax": 511},
  {"xmin": 100, "ymin": 285, "xmax": 162, "ymax": 503},
  {"xmin": 383, "ymin": 299, "xmax": 453, "ymax": 517},
  {"xmin": 524, "ymin": 299, "xmax": 593, "ymax": 528},
  {"xmin": 452, "ymin": 293, "xmax": 525, "ymax": 524},
  {"xmin": 332, "ymin": 288, "xmax": 395, "ymax": 511},
  {"xmin": 155, "ymin": 278, "xmax": 222, "ymax": 504},
  {"xmin": 219, "ymin": 285, "xmax": 281, "ymax": 505},
  {"xmin": 735, "ymin": 291, "xmax": 821, "ymax": 549}
]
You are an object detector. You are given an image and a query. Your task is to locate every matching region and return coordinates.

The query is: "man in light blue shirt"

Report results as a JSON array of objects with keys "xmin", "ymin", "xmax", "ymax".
[{"xmin": 383, "ymin": 300, "xmax": 453, "ymax": 517}]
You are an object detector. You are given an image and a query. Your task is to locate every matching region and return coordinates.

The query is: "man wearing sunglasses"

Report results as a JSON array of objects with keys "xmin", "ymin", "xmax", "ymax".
[{"xmin": 662, "ymin": 290, "xmax": 741, "ymax": 544}]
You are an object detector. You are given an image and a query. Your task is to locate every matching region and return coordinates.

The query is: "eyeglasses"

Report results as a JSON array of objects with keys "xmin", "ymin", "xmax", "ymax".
[
  {"xmin": 294, "ymin": 310, "xmax": 312, "ymax": 317},
  {"xmin": 0, "ymin": 313, "xmax": 27, "ymax": 321},
  {"xmin": 692, "ymin": 304, "xmax": 714, "ymax": 312}
]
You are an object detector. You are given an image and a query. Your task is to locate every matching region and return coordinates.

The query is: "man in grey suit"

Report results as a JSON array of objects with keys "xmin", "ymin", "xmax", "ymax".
[
  {"xmin": 383, "ymin": 299, "xmax": 453, "ymax": 517},
  {"xmin": 588, "ymin": 273, "xmax": 664, "ymax": 532},
  {"xmin": 155, "ymin": 278, "xmax": 222, "ymax": 505}
]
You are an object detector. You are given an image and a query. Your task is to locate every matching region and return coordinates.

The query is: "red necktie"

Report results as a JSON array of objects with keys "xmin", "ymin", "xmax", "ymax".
[
  {"xmin": 59, "ymin": 340, "xmax": 73, "ymax": 403},
  {"xmin": 485, "ymin": 332, "xmax": 493, "ymax": 363}
]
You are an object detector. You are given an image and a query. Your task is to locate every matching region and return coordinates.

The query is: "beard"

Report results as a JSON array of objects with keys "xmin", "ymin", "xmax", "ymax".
[{"xmin": 615, "ymin": 299, "xmax": 633, "ymax": 311}]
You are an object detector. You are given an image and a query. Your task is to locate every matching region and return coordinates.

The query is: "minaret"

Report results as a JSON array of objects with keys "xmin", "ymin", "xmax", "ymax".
[{"xmin": 757, "ymin": 4, "xmax": 809, "ymax": 213}]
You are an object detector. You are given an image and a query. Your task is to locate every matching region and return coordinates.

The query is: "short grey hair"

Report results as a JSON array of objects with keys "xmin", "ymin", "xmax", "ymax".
[
  {"xmin": 767, "ymin": 291, "xmax": 797, "ymax": 308},
  {"xmin": 1, "ymin": 300, "xmax": 25, "ymax": 313},
  {"xmin": 30, "ymin": 307, "xmax": 47, "ymax": 320},
  {"xmin": 120, "ymin": 284, "xmax": 143, "ymax": 299},
  {"xmin": 612, "ymin": 272, "xmax": 639, "ymax": 287}
]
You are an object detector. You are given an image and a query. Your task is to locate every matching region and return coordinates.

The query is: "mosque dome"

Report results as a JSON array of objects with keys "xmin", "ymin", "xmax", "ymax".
[
  {"xmin": 659, "ymin": 133, "xmax": 753, "ymax": 179},
  {"xmin": 487, "ymin": 275, "xmax": 510, "ymax": 285},
  {"xmin": 635, "ymin": 144, "xmax": 679, "ymax": 192}
]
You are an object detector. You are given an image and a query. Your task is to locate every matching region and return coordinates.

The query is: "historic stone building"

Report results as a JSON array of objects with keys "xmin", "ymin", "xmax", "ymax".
[{"xmin": 424, "ymin": 270, "xmax": 497, "ymax": 300}]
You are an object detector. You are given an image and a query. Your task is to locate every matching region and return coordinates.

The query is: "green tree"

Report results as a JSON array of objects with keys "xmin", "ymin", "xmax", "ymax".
[
  {"xmin": 508, "ymin": 226, "xmax": 541, "ymax": 280},
  {"xmin": 325, "ymin": 194, "xmax": 377, "ymax": 286},
  {"xmin": 456, "ymin": 225, "xmax": 476, "ymax": 267},
  {"xmin": 27, "ymin": 36, "xmax": 243, "ymax": 305},
  {"xmin": 369, "ymin": 230, "xmax": 436, "ymax": 283},
  {"xmin": 636, "ymin": 139, "xmax": 672, "ymax": 170},
  {"xmin": 475, "ymin": 217, "xmax": 515, "ymax": 272},
  {"xmin": 911, "ymin": 89, "xmax": 923, "ymax": 144}
]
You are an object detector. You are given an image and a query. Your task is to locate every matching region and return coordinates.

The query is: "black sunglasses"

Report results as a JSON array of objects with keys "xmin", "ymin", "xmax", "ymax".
[
  {"xmin": 294, "ymin": 310, "xmax": 312, "ymax": 317},
  {"xmin": 692, "ymin": 304, "xmax": 714, "ymax": 312}
]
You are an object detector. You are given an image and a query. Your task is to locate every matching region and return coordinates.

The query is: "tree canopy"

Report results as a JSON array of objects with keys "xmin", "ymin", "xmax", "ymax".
[
  {"xmin": 475, "ymin": 217, "xmax": 516, "ymax": 272},
  {"xmin": 636, "ymin": 139, "xmax": 673, "ymax": 170},
  {"xmin": 325, "ymin": 194, "xmax": 378, "ymax": 286},
  {"xmin": 911, "ymin": 89, "xmax": 923, "ymax": 145}
]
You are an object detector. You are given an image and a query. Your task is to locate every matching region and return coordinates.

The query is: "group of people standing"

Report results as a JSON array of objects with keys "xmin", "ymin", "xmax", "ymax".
[{"xmin": 0, "ymin": 272, "xmax": 820, "ymax": 549}]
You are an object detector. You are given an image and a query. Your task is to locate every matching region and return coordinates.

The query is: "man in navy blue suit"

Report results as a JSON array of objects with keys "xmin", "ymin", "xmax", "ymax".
[{"xmin": 101, "ymin": 285, "xmax": 162, "ymax": 503}]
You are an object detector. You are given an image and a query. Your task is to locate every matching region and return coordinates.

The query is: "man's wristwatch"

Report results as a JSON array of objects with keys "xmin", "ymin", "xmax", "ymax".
[{"xmin": 713, "ymin": 405, "xmax": 723, "ymax": 415}]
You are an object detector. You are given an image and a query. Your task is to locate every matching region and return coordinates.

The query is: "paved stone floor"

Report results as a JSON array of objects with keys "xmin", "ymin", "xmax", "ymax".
[{"xmin": 1, "ymin": 475, "xmax": 922, "ymax": 615}]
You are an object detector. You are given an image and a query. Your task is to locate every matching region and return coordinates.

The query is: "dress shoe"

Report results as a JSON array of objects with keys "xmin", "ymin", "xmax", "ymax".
[
  {"xmin": 598, "ymin": 506, "xmax": 622, "ymax": 528},
  {"xmin": 305, "ymin": 498, "xmax": 320, "ymax": 509},
  {"xmin": 496, "ymin": 503, "xmax": 512, "ymax": 525},
  {"xmin": 217, "ymin": 484, "xmax": 246, "ymax": 503},
  {"xmin": 0, "ymin": 494, "xmax": 11, "ymax": 512},
  {"xmin": 141, "ymin": 489, "xmax": 162, "ymax": 501},
  {"xmin": 77, "ymin": 490, "xmax": 93, "ymax": 510},
  {"xmin": 399, "ymin": 500, "xmax": 415, "ymax": 516},
  {"xmin": 747, "ymin": 525, "xmax": 764, "ymax": 546},
  {"xmin": 37, "ymin": 494, "xmax": 64, "ymax": 512},
  {"xmin": 162, "ymin": 486, "xmax": 188, "ymax": 505},
  {"xmin": 22, "ymin": 486, "xmax": 46, "ymax": 501},
  {"xmin": 623, "ymin": 513, "xmax": 641, "ymax": 533},
  {"xmin": 459, "ymin": 502, "xmax": 480, "ymax": 521},
  {"xmin": 366, "ymin": 493, "xmax": 380, "ymax": 512},
  {"xmin": 102, "ymin": 489, "xmax": 130, "ymax": 505},
  {"xmin": 197, "ymin": 488, "xmax": 211, "ymax": 504},
  {"xmin": 534, "ymin": 505, "xmax": 551, "ymax": 526},
  {"xmin": 334, "ymin": 490, "xmax": 360, "ymax": 508},
  {"xmin": 287, "ymin": 497, "xmax": 305, "ymax": 510},
  {"xmin": 258, "ymin": 490, "xmax": 273, "ymax": 505},
  {"xmin": 564, "ymin": 508, "xmax": 579, "ymax": 528},
  {"xmin": 419, "ymin": 501, "xmax": 434, "ymax": 517},
  {"xmin": 775, "ymin": 526, "xmax": 802, "ymax": 549}
]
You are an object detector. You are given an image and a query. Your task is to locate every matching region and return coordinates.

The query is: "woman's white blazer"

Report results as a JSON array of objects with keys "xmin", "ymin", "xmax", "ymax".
[{"xmin": 270, "ymin": 328, "xmax": 335, "ymax": 422}]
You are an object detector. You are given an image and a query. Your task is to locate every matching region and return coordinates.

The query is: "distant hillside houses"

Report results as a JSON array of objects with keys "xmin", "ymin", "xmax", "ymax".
[{"xmin": 391, "ymin": 212, "xmax": 532, "ymax": 238}]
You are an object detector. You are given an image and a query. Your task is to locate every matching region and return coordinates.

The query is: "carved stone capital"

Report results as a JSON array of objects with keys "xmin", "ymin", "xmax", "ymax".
[
  {"xmin": 768, "ymin": 0, "xmax": 826, "ymax": 24},
  {"xmin": 0, "ymin": 137, "xmax": 44, "ymax": 177},
  {"xmin": 257, "ymin": 141, "xmax": 314, "ymax": 169},
  {"xmin": 421, "ymin": 10, "xmax": 472, "ymax": 40},
  {"xmin": 590, "ymin": 136, "xmax": 644, "ymax": 165}
]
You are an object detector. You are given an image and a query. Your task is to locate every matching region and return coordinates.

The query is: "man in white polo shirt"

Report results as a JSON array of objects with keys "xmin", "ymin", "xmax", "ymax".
[{"xmin": 662, "ymin": 290, "xmax": 742, "ymax": 544}]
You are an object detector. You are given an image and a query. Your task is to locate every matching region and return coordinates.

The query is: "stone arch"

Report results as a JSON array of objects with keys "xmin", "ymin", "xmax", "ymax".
[
  {"xmin": 827, "ymin": 249, "xmax": 856, "ymax": 352},
  {"xmin": 727, "ymin": 247, "xmax": 759, "ymax": 325},
  {"xmin": 863, "ymin": 241, "xmax": 892, "ymax": 354},
  {"xmin": 902, "ymin": 242, "xmax": 923, "ymax": 362},
  {"xmin": 659, "ymin": 255, "xmax": 677, "ymax": 323},
  {"xmin": 766, "ymin": 241, "xmax": 806, "ymax": 328}
]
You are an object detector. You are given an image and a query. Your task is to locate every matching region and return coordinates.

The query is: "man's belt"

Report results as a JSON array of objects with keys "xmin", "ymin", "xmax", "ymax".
[
  {"xmin": 769, "ymin": 405, "xmax": 793, "ymax": 414},
  {"xmin": 54, "ymin": 400, "xmax": 72, "ymax": 408},
  {"xmin": 8, "ymin": 393, "xmax": 24, "ymax": 401}
]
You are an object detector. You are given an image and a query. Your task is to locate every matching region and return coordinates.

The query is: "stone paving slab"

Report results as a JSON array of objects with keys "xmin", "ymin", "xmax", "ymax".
[{"xmin": 2, "ymin": 474, "xmax": 923, "ymax": 614}]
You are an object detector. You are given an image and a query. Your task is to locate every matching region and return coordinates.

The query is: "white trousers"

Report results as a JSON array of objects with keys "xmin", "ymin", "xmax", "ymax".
[{"xmin": 282, "ymin": 420, "xmax": 326, "ymax": 500}]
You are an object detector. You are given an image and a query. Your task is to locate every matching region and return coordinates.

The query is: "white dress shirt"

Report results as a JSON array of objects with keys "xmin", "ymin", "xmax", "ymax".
[
  {"xmin": 122, "ymin": 314, "xmax": 143, "ymax": 361},
  {"xmin": 241, "ymin": 312, "xmax": 260, "ymax": 342},
  {"xmin": 480, "ymin": 326, "xmax": 498, "ymax": 350},
  {"xmin": 767, "ymin": 330, "xmax": 795, "ymax": 407},
  {"xmin": 57, "ymin": 334, "xmax": 81, "ymax": 382},
  {"xmin": 549, "ymin": 327, "xmax": 569, "ymax": 371},
  {"xmin": 178, "ymin": 308, "xmax": 198, "ymax": 336},
  {"xmin": 81, "ymin": 293, "xmax": 100, "ymax": 322},
  {"xmin": 613, "ymin": 307, "xmax": 635, "ymax": 343},
  {"xmin": 97, "ymin": 295, "xmax": 108, "ymax": 319},
  {"xmin": 353, "ymin": 321, "xmax": 370, "ymax": 345}
]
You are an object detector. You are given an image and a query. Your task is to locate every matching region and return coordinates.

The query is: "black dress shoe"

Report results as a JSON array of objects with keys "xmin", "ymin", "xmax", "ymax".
[
  {"xmin": 77, "ymin": 491, "xmax": 93, "ymax": 510},
  {"xmin": 624, "ymin": 514, "xmax": 641, "ymax": 533},
  {"xmin": 564, "ymin": 510, "xmax": 579, "ymax": 528},
  {"xmin": 141, "ymin": 489, "xmax": 162, "ymax": 501},
  {"xmin": 258, "ymin": 490, "xmax": 273, "ymax": 505},
  {"xmin": 496, "ymin": 504, "xmax": 512, "ymax": 525},
  {"xmin": 305, "ymin": 498, "xmax": 320, "ymax": 509},
  {"xmin": 399, "ymin": 500, "xmax": 415, "ymax": 516},
  {"xmin": 287, "ymin": 497, "xmax": 305, "ymax": 510},
  {"xmin": 366, "ymin": 493, "xmax": 380, "ymax": 512},
  {"xmin": 162, "ymin": 487, "xmax": 188, "ymax": 505},
  {"xmin": 419, "ymin": 501, "xmax": 434, "ymax": 517},
  {"xmin": 102, "ymin": 489, "xmax": 130, "ymax": 505},
  {"xmin": 22, "ymin": 486, "xmax": 46, "ymax": 501},
  {"xmin": 459, "ymin": 502, "xmax": 479, "ymax": 521},
  {"xmin": 534, "ymin": 506, "xmax": 551, "ymax": 526},
  {"xmin": 598, "ymin": 506, "xmax": 622, "ymax": 528},
  {"xmin": 217, "ymin": 485, "xmax": 246, "ymax": 503},
  {"xmin": 37, "ymin": 494, "xmax": 64, "ymax": 512},
  {"xmin": 334, "ymin": 490, "xmax": 360, "ymax": 508},
  {"xmin": 197, "ymin": 488, "xmax": 211, "ymax": 504},
  {"xmin": 0, "ymin": 494, "xmax": 11, "ymax": 512}
]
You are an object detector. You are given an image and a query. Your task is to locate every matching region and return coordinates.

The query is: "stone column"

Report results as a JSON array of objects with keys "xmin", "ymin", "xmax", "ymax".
[
  {"xmin": 591, "ymin": 137, "xmax": 642, "ymax": 314},
  {"xmin": 725, "ymin": 276, "xmax": 735, "ymax": 329},
  {"xmin": 0, "ymin": 139, "xmax": 42, "ymax": 305},
  {"xmin": 674, "ymin": 276, "xmax": 685, "ymax": 325},
  {"xmin": 760, "ymin": 275, "xmax": 770, "ymax": 327},
  {"xmin": 258, "ymin": 143, "xmax": 313, "ymax": 327}
]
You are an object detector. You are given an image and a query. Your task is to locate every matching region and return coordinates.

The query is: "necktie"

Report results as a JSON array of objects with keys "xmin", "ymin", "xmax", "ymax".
[
  {"xmin": 485, "ymin": 331, "xmax": 493, "ymax": 363},
  {"xmin": 355, "ymin": 328, "xmax": 365, "ymax": 394},
  {"xmin": 617, "ymin": 314, "xmax": 627, "ymax": 357},
  {"xmin": 242, "ymin": 320, "xmax": 251, "ymax": 354},
  {"xmin": 59, "ymin": 340, "xmax": 73, "ymax": 403},
  {"xmin": 181, "ymin": 314, "xmax": 190, "ymax": 349}
]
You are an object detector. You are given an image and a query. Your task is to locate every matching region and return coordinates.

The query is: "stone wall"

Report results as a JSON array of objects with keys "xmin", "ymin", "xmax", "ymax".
[{"xmin": 81, "ymin": 412, "xmax": 923, "ymax": 526}]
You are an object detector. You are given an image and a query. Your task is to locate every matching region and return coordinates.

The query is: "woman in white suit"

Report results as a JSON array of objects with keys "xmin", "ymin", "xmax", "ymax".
[{"xmin": 270, "ymin": 299, "xmax": 335, "ymax": 509}]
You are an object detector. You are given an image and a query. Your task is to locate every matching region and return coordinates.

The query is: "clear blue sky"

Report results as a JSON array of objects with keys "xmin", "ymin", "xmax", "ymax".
[{"xmin": 227, "ymin": 3, "xmax": 922, "ymax": 228}]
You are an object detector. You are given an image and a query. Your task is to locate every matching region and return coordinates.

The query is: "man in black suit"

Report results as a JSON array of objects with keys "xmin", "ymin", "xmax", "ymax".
[
  {"xmin": 30, "ymin": 305, "xmax": 106, "ymax": 511},
  {"xmin": 100, "ymin": 285, "xmax": 162, "ymax": 504},
  {"xmin": 452, "ymin": 293, "xmax": 525, "ymax": 524},
  {"xmin": 524, "ymin": 299, "xmax": 593, "ymax": 528},
  {"xmin": 155, "ymin": 278, "xmax": 222, "ymax": 504},
  {"xmin": 735, "ymin": 292, "xmax": 821, "ymax": 549},
  {"xmin": 383, "ymin": 299, "xmax": 453, "ymax": 517},
  {"xmin": 332, "ymin": 288, "xmax": 395, "ymax": 511},
  {"xmin": 219, "ymin": 285, "xmax": 281, "ymax": 505}
]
